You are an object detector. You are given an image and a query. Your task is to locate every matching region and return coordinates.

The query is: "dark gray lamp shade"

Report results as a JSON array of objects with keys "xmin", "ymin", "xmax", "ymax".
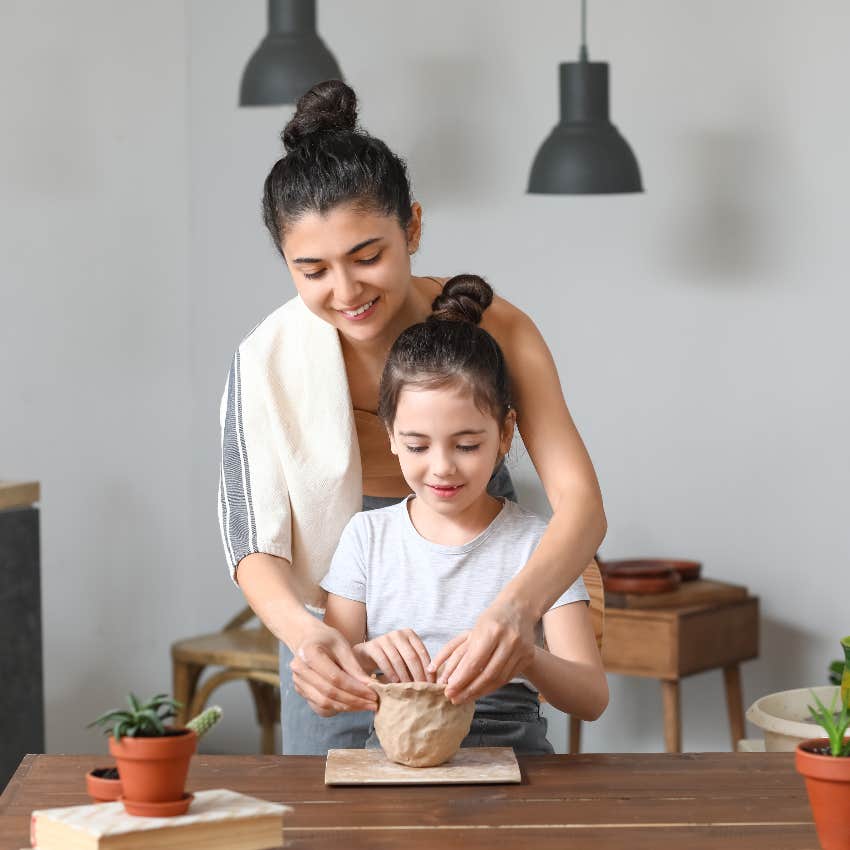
[
  {"xmin": 240, "ymin": 0, "xmax": 342, "ymax": 106},
  {"xmin": 528, "ymin": 61, "xmax": 642, "ymax": 195}
]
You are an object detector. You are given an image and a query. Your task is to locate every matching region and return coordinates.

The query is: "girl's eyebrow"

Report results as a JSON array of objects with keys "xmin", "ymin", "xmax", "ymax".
[
  {"xmin": 292, "ymin": 237, "xmax": 382, "ymax": 265},
  {"xmin": 399, "ymin": 429, "xmax": 486, "ymax": 437}
]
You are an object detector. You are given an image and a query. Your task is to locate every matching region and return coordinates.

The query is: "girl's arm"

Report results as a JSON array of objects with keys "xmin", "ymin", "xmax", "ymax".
[
  {"xmin": 440, "ymin": 304, "xmax": 607, "ymax": 703},
  {"xmin": 525, "ymin": 602, "xmax": 609, "ymax": 720},
  {"xmin": 325, "ymin": 594, "xmax": 435, "ymax": 684}
]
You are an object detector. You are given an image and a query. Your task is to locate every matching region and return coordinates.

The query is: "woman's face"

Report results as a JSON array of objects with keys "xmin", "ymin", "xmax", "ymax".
[{"xmin": 281, "ymin": 202, "xmax": 421, "ymax": 344}]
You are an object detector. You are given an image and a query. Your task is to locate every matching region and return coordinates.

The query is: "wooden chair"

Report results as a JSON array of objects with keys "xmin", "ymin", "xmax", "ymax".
[
  {"xmin": 538, "ymin": 560, "xmax": 605, "ymax": 754},
  {"xmin": 171, "ymin": 608, "xmax": 280, "ymax": 754}
]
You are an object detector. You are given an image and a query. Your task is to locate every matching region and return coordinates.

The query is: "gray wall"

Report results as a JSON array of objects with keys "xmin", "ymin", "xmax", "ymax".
[{"xmin": 2, "ymin": 0, "xmax": 848, "ymax": 756}]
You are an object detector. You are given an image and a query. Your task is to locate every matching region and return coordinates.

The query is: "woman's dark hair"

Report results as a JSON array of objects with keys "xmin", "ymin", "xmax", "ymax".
[
  {"xmin": 262, "ymin": 80, "xmax": 413, "ymax": 253},
  {"xmin": 378, "ymin": 275, "xmax": 513, "ymax": 430}
]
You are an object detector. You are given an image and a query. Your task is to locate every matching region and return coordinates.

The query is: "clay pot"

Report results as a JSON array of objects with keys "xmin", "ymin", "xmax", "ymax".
[
  {"xmin": 795, "ymin": 737, "xmax": 850, "ymax": 850},
  {"xmin": 371, "ymin": 681, "xmax": 474, "ymax": 768},
  {"xmin": 108, "ymin": 729, "xmax": 197, "ymax": 816},
  {"xmin": 85, "ymin": 766, "xmax": 122, "ymax": 802}
]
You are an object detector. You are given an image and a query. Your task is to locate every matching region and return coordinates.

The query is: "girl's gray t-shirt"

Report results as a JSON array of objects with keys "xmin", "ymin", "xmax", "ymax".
[{"xmin": 320, "ymin": 496, "xmax": 589, "ymax": 689}]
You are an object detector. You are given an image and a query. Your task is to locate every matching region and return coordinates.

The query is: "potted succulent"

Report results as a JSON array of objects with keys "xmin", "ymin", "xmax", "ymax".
[
  {"xmin": 795, "ymin": 688, "xmax": 850, "ymax": 850},
  {"xmin": 85, "ymin": 705, "xmax": 222, "ymax": 805},
  {"xmin": 88, "ymin": 693, "xmax": 196, "ymax": 816}
]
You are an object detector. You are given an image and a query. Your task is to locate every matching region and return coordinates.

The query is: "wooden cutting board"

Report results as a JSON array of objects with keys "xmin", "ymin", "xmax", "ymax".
[
  {"xmin": 603, "ymin": 578, "xmax": 749, "ymax": 609},
  {"xmin": 324, "ymin": 747, "xmax": 521, "ymax": 786}
]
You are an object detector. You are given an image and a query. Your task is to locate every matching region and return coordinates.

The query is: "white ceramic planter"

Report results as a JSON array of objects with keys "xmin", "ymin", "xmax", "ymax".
[{"xmin": 746, "ymin": 685, "xmax": 846, "ymax": 752}]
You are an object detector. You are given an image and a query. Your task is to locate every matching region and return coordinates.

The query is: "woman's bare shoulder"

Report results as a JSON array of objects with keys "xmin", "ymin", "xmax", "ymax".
[{"xmin": 482, "ymin": 289, "xmax": 540, "ymax": 345}]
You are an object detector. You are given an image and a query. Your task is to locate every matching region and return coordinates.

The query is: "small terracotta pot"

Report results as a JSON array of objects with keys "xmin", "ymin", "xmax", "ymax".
[
  {"xmin": 86, "ymin": 767, "xmax": 122, "ymax": 802},
  {"xmin": 108, "ymin": 729, "xmax": 196, "ymax": 815},
  {"xmin": 795, "ymin": 737, "xmax": 850, "ymax": 850}
]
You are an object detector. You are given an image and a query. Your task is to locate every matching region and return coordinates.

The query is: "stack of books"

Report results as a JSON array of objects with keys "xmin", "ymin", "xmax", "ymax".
[{"xmin": 29, "ymin": 788, "xmax": 290, "ymax": 849}]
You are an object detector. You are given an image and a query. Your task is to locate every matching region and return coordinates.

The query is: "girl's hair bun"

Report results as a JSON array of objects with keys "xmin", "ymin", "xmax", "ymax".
[
  {"xmin": 430, "ymin": 274, "xmax": 494, "ymax": 326},
  {"xmin": 282, "ymin": 79, "xmax": 358, "ymax": 152}
]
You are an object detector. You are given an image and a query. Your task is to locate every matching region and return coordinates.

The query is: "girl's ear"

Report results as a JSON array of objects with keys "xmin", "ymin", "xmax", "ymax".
[
  {"xmin": 499, "ymin": 409, "xmax": 517, "ymax": 457},
  {"xmin": 387, "ymin": 428, "xmax": 399, "ymax": 455}
]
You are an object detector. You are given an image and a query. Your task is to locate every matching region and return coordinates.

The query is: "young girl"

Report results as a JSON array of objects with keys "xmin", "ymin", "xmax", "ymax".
[{"xmin": 320, "ymin": 275, "xmax": 608, "ymax": 753}]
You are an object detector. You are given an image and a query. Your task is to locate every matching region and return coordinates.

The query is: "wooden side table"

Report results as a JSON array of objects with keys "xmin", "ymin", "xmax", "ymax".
[{"xmin": 570, "ymin": 593, "xmax": 759, "ymax": 753}]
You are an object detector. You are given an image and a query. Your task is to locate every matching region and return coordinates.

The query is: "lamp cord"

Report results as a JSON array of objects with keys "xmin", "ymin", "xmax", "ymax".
[{"xmin": 579, "ymin": 0, "xmax": 589, "ymax": 61}]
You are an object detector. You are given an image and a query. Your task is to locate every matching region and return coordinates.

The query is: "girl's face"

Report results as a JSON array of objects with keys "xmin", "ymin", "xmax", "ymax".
[
  {"xmin": 389, "ymin": 383, "xmax": 515, "ymax": 520},
  {"xmin": 281, "ymin": 202, "xmax": 422, "ymax": 344}
]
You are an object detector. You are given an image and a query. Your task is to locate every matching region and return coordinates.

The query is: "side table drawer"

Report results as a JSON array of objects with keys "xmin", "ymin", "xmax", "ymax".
[
  {"xmin": 601, "ymin": 597, "xmax": 759, "ymax": 680},
  {"xmin": 602, "ymin": 611, "xmax": 679, "ymax": 678},
  {"xmin": 677, "ymin": 598, "xmax": 759, "ymax": 676}
]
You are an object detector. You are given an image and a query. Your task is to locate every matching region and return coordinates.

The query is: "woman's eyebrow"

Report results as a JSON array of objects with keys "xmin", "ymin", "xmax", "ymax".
[
  {"xmin": 398, "ymin": 429, "xmax": 486, "ymax": 437},
  {"xmin": 292, "ymin": 237, "xmax": 382, "ymax": 265}
]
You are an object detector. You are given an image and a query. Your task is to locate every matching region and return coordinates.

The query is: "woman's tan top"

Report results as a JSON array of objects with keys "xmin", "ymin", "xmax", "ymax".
[{"xmin": 354, "ymin": 409, "xmax": 411, "ymax": 498}]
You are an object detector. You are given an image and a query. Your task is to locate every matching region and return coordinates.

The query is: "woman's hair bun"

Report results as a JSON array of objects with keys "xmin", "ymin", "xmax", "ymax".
[
  {"xmin": 282, "ymin": 79, "xmax": 358, "ymax": 152},
  {"xmin": 429, "ymin": 274, "xmax": 494, "ymax": 326}
]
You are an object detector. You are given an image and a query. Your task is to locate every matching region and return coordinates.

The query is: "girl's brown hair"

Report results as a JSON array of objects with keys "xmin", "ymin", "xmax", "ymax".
[{"xmin": 378, "ymin": 275, "xmax": 512, "ymax": 430}]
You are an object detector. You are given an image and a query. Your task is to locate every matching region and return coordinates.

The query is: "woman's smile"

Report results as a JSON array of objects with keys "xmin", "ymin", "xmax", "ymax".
[{"xmin": 337, "ymin": 296, "xmax": 379, "ymax": 320}]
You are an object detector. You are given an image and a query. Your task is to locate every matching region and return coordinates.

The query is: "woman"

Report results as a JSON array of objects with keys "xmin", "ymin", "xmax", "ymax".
[{"xmin": 218, "ymin": 80, "xmax": 606, "ymax": 755}]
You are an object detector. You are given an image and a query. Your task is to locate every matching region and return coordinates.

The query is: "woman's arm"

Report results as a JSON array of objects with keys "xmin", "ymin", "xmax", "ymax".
[
  {"xmin": 440, "ymin": 304, "xmax": 607, "ymax": 703},
  {"xmin": 526, "ymin": 602, "xmax": 609, "ymax": 720},
  {"xmin": 237, "ymin": 552, "xmax": 377, "ymax": 716}
]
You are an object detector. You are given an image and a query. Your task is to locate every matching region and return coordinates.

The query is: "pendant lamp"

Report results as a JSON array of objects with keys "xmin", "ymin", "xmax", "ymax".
[
  {"xmin": 239, "ymin": 0, "xmax": 343, "ymax": 106},
  {"xmin": 528, "ymin": 0, "xmax": 642, "ymax": 194}
]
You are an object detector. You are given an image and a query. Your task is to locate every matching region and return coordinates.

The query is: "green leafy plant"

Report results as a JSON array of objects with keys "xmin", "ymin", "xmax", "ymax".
[
  {"xmin": 808, "ymin": 689, "xmax": 850, "ymax": 757},
  {"xmin": 829, "ymin": 660, "xmax": 845, "ymax": 686},
  {"xmin": 87, "ymin": 693, "xmax": 183, "ymax": 741}
]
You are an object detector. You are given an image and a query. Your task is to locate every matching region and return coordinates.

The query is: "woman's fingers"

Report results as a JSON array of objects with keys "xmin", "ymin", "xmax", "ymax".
[
  {"xmin": 444, "ymin": 611, "xmax": 534, "ymax": 702},
  {"xmin": 436, "ymin": 639, "xmax": 468, "ymax": 685},
  {"xmin": 296, "ymin": 640, "xmax": 378, "ymax": 709},
  {"xmin": 429, "ymin": 632, "xmax": 469, "ymax": 677},
  {"xmin": 290, "ymin": 656, "xmax": 375, "ymax": 714},
  {"xmin": 451, "ymin": 643, "xmax": 517, "ymax": 704}
]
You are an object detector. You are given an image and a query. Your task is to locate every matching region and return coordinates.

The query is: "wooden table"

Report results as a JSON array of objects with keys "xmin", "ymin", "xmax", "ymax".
[
  {"xmin": 0, "ymin": 753, "xmax": 816, "ymax": 849},
  {"xmin": 571, "ymin": 588, "xmax": 760, "ymax": 754}
]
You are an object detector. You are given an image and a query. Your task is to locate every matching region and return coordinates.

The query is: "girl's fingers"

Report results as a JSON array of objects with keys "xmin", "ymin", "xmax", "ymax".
[
  {"xmin": 378, "ymin": 639, "xmax": 413, "ymax": 682},
  {"xmin": 360, "ymin": 643, "xmax": 397, "ymax": 682},
  {"xmin": 389, "ymin": 632, "xmax": 429, "ymax": 681},
  {"xmin": 404, "ymin": 630, "xmax": 435, "ymax": 682}
]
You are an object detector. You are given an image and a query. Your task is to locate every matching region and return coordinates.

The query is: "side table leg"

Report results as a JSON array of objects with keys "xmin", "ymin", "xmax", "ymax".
[
  {"xmin": 568, "ymin": 716, "xmax": 582, "ymax": 754},
  {"xmin": 723, "ymin": 664, "xmax": 745, "ymax": 749},
  {"xmin": 662, "ymin": 680, "xmax": 682, "ymax": 753}
]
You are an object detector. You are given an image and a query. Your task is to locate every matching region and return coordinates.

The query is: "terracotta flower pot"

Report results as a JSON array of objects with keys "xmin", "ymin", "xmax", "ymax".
[
  {"xmin": 795, "ymin": 737, "xmax": 850, "ymax": 850},
  {"xmin": 108, "ymin": 729, "xmax": 196, "ymax": 816},
  {"xmin": 85, "ymin": 766, "xmax": 122, "ymax": 802}
]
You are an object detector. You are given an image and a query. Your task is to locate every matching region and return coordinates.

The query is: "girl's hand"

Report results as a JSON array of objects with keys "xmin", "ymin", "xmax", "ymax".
[
  {"xmin": 290, "ymin": 621, "xmax": 379, "ymax": 717},
  {"xmin": 430, "ymin": 602, "xmax": 536, "ymax": 704},
  {"xmin": 354, "ymin": 629, "xmax": 435, "ymax": 683}
]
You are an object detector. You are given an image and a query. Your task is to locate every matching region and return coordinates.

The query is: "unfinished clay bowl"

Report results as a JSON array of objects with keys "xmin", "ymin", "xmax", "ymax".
[{"xmin": 370, "ymin": 681, "xmax": 475, "ymax": 767}]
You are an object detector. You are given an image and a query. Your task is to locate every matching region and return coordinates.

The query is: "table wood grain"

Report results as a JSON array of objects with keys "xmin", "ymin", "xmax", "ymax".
[{"xmin": 0, "ymin": 753, "xmax": 817, "ymax": 849}]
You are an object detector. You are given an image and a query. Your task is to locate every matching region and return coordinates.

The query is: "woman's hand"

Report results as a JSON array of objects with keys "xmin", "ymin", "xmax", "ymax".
[
  {"xmin": 429, "ymin": 601, "xmax": 536, "ymax": 704},
  {"xmin": 289, "ymin": 620, "xmax": 379, "ymax": 717},
  {"xmin": 354, "ymin": 629, "xmax": 435, "ymax": 683}
]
